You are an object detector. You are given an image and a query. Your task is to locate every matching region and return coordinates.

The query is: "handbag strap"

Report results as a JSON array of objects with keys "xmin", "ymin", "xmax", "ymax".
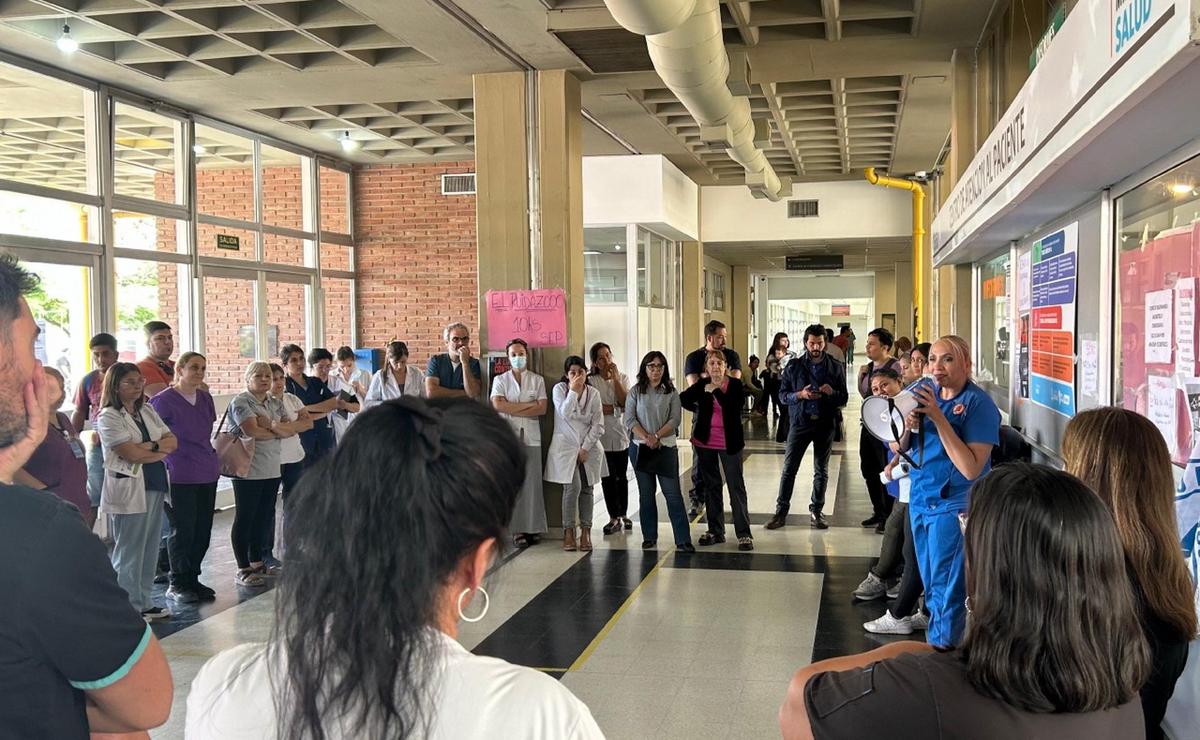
[{"xmin": 214, "ymin": 404, "xmax": 231, "ymax": 442}]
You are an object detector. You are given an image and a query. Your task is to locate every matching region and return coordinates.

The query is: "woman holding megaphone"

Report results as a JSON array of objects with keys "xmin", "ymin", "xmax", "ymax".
[{"xmin": 886, "ymin": 335, "xmax": 1000, "ymax": 649}]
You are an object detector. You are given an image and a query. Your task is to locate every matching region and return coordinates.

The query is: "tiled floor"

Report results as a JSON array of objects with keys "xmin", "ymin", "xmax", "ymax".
[{"xmin": 152, "ymin": 397, "xmax": 912, "ymax": 739}]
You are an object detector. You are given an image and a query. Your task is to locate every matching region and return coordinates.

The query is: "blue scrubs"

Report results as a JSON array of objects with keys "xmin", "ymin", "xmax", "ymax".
[{"xmin": 907, "ymin": 380, "xmax": 1000, "ymax": 647}]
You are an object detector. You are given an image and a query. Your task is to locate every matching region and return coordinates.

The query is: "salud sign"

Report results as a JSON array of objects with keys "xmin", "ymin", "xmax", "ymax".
[{"xmin": 485, "ymin": 289, "xmax": 568, "ymax": 350}]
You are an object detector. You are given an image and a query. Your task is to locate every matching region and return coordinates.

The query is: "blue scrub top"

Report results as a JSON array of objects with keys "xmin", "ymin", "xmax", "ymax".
[{"xmin": 908, "ymin": 380, "xmax": 1000, "ymax": 510}]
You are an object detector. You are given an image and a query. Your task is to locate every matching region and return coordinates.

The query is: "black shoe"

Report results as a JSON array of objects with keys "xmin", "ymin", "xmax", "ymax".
[
  {"xmin": 153, "ymin": 571, "xmax": 169, "ymax": 585},
  {"xmin": 861, "ymin": 516, "xmax": 882, "ymax": 528},
  {"xmin": 737, "ymin": 537, "xmax": 754, "ymax": 551},
  {"xmin": 765, "ymin": 513, "xmax": 787, "ymax": 530},
  {"xmin": 677, "ymin": 543, "xmax": 696, "ymax": 553},
  {"xmin": 688, "ymin": 504, "xmax": 704, "ymax": 519},
  {"xmin": 166, "ymin": 586, "xmax": 200, "ymax": 604},
  {"xmin": 623, "ymin": 517, "xmax": 633, "ymax": 530},
  {"xmin": 194, "ymin": 582, "xmax": 216, "ymax": 600},
  {"xmin": 810, "ymin": 511, "xmax": 829, "ymax": 529},
  {"xmin": 875, "ymin": 521, "xmax": 886, "ymax": 534},
  {"xmin": 642, "ymin": 540, "xmax": 656, "ymax": 550},
  {"xmin": 602, "ymin": 521, "xmax": 621, "ymax": 535},
  {"xmin": 698, "ymin": 532, "xmax": 726, "ymax": 546}
]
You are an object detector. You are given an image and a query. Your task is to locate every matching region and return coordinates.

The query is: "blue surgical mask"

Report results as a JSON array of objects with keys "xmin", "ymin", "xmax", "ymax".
[{"xmin": 510, "ymin": 355, "xmax": 527, "ymax": 370}]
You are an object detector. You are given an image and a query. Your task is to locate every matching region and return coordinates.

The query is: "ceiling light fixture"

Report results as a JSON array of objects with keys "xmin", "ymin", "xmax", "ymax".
[
  {"xmin": 614, "ymin": 244, "xmax": 622, "ymax": 251},
  {"xmin": 339, "ymin": 131, "xmax": 359, "ymax": 153},
  {"xmin": 1170, "ymin": 181, "xmax": 1195, "ymax": 196},
  {"xmin": 56, "ymin": 24, "xmax": 78, "ymax": 54},
  {"xmin": 583, "ymin": 250, "xmax": 601, "ymax": 255},
  {"xmin": 192, "ymin": 144, "xmax": 207, "ymax": 156}
]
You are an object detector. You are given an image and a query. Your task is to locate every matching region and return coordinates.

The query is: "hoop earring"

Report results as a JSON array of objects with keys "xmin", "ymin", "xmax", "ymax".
[
  {"xmin": 964, "ymin": 596, "xmax": 974, "ymax": 615},
  {"xmin": 457, "ymin": 586, "xmax": 490, "ymax": 624}
]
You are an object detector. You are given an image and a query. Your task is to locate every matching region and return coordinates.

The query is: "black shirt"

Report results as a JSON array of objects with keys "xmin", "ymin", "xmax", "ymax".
[
  {"xmin": 805, "ymin": 650, "xmax": 1144, "ymax": 740},
  {"xmin": 684, "ymin": 346, "xmax": 741, "ymax": 379},
  {"xmin": 0, "ymin": 484, "xmax": 150, "ymax": 739},
  {"xmin": 1134, "ymin": 580, "xmax": 1190, "ymax": 740}
]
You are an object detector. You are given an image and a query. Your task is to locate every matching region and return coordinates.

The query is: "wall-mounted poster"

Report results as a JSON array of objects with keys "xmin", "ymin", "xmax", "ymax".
[{"xmin": 1028, "ymin": 222, "xmax": 1077, "ymax": 416}]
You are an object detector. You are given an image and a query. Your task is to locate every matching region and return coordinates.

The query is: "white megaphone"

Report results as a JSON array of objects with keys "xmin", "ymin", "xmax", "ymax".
[{"xmin": 861, "ymin": 378, "xmax": 935, "ymax": 446}]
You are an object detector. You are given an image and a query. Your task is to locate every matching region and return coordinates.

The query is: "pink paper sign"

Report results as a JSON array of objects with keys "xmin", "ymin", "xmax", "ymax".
[{"xmin": 485, "ymin": 289, "xmax": 568, "ymax": 350}]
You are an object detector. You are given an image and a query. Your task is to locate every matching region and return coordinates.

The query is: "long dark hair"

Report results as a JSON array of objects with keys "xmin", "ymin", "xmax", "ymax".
[
  {"xmin": 962, "ymin": 463, "xmax": 1150, "ymax": 713},
  {"xmin": 273, "ymin": 398, "xmax": 525, "ymax": 739},
  {"xmin": 635, "ymin": 351, "xmax": 674, "ymax": 393},
  {"xmin": 587, "ymin": 341, "xmax": 610, "ymax": 375},
  {"xmin": 768, "ymin": 332, "xmax": 788, "ymax": 355},
  {"xmin": 558, "ymin": 355, "xmax": 587, "ymax": 386},
  {"xmin": 100, "ymin": 362, "xmax": 143, "ymax": 411}
]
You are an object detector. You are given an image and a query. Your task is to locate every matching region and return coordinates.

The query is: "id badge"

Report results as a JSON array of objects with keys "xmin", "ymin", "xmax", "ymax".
[{"xmin": 68, "ymin": 437, "xmax": 87, "ymax": 460}]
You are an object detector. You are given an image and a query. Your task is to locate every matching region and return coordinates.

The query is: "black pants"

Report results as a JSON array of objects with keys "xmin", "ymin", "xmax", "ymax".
[
  {"xmin": 775, "ymin": 420, "xmax": 836, "ymax": 515},
  {"xmin": 696, "ymin": 447, "xmax": 752, "ymax": 539},
  {"xmin": 164, "ymin": 481, "xmax": 217, "ymax": 588},
  {"xmin": 600, "ymin": 449, "xmax": 630, "ymax": 519},
  {"xmin": 231, "ymin": 478, "xmax": 280, "ymax": 569},
  {"xmin": 261, "ymin": 461, "xmax": 304, "ymax": 559},
  {"xmin": 774, "ymin": 403, "xmax": 791, "ymax": 443},
  {"xmin": 763, "ymin": 377, "xmax": 782, "ymax": 417},
  {"xmin": 860, "ymin": 425, "xmax": 894, "ymax": 520},
  {"xmin": 892, "ymin": 508, "xmax": 925, "ymax": 617}
]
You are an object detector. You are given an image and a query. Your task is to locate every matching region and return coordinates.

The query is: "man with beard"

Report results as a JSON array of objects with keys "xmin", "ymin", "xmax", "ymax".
[
  {"xmin": 767, "ymin": 324, "xmax": 847, "ymax": 530},
  {"xmin": 0, "ymin": 254, "xmax": 172, "ymax": 738}
]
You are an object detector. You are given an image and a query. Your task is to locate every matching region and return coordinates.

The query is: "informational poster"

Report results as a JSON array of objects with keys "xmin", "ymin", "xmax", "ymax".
[
  {"xmin": 1148, "ymin": 374, "xmax": 1178, "ymax": 456},
  {"xmin": 1016, "ymin": 250, "xmax": 1032, "ymax": 400},
  {"xmin": 1028, "ymin": 223, "xmax": 1077, "ymax": 416},
  {"xmin": 1017, "ymin": 251, "xmax": 1032, "ymax": 312},
  {"xmin": 1177, "ymin": 278, "xmax": 1196, "ymax": 374},
  {"xmin": 1018, "ymin": 313, "xmax": 1031, "ymax": 399},
  {"xmin": 1145, "ymin": 288, "xmax": 1174, "ymax": 364},
  {"xmin": 1081, "ymin": 339, "xmax": 1099, "ymax": 398}
]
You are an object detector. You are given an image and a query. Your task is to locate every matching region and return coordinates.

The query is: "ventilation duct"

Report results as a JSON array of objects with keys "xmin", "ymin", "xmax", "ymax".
[{"xmin": 604, "ymin": 0, "xmax": 790, "ymax": 201}]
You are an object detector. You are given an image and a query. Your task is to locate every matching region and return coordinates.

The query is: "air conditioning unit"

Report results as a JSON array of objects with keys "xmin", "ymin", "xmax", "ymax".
[
  {"xmin": 787, "ymin": 199, "xmax": 819, "ymax": 218},
  {"xmin": 441, "ymin": 173, "xmax": 476, "ymax": 195}
]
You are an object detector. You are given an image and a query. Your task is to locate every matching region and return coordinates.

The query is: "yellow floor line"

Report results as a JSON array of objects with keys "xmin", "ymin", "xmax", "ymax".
[{"xmin": 566, "ymin": 546, "xmax": 677, "ymax": 673}]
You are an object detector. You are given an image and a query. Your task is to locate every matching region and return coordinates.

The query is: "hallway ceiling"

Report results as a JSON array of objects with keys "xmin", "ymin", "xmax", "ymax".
[
  {"xmin": 0, "ymin": 0, "xmax": 997, "ymax": 181},
  {"xmin": 705, "ymin": 236, "xmax": 912, "ymax": 271}
]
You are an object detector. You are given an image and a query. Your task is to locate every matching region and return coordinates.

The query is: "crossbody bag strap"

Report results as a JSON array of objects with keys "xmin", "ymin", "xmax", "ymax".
[{"xmin": 214, "ymin": 405, "xmax": 231, "ymax": 442}]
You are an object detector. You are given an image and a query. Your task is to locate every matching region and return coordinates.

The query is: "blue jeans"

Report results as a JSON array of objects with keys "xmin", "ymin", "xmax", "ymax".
[
  {"xmin": 632, "ymin": 446, "xmax": 691, "ymax": 546},
  {"xmin": 110, "ymin": 489, "xmax": 167, "ymax": 612},
  {"xmin": 86, "ymin": 438, "xmax": 104, "ymax": 508},
  {"xmin": 911, "ymin": 504, "xmax": 967, "ymax": 647}
]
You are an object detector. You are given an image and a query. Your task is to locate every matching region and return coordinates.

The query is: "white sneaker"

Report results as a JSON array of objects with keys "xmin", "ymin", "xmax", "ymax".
[
  {"xmin": 909, "ymin": 611, "xmax": 929, "ymax": 631},
  {"xmin": 864, "ymin": 610, "xmax": 913, "ymax": 635},
  {"xmin": 886, "ymin": 580, "xmax": 900, "ymax": 599},
  {"xmin": 853, "ymin": 572, "xmax": 887, "ymax": 601}
]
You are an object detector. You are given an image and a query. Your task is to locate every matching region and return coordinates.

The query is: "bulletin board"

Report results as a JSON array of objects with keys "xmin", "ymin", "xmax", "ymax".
[
  {"xmin": 1010, "ymin": 201, "xmax": 1104, "ymax": 459},
  {"xmin": 1117, "ymin": 221, "xmax": 1200, "ymax": 465}
]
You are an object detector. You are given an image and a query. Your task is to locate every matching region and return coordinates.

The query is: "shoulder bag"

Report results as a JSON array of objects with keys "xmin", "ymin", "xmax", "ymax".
[{"xmin": 213, "ymin": 404, "xmax": 254, "ymax": 478}]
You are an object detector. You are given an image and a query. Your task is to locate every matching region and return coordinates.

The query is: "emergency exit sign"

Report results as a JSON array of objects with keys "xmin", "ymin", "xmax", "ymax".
[
  {"xmin": 786, "ymin": 254, "xmax": 843, "ymax": 270},
  {"xmin": 216, "ymin": 234, "xmax": 240, "ymax": 251}
]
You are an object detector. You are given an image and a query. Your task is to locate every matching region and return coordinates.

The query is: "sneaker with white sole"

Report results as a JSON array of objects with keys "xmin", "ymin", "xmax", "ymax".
[
  {"xmin": 853, "ymin": 571, "xmax": 888, "ymax": 601},
  {"xmin": 909, "ymin": 611, "xmax": 929, "ymax": 631},
  {"xmin": 863, "ymin": 610, "xmax": 913, "ymax": 635},
  {"xmin": 886, "ymin": 580, "xmax": 900, "ymax": 599}
]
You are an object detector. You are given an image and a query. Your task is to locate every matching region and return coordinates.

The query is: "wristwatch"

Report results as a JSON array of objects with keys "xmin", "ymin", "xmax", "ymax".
[{"xmin": 151, "ymin": 441, "xmax": 160, "ymax": 452}]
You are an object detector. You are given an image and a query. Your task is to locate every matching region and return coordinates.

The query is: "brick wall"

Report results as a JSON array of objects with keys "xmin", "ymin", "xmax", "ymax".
[{"xmin": 353, "ymin": 161, "xmax": 478, "ymax": 363}]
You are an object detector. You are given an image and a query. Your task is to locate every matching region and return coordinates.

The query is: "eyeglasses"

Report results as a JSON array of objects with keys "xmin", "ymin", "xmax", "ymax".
[{"xmin": 646, "ymin": 363, "xmax": 665, "ymax": 369}]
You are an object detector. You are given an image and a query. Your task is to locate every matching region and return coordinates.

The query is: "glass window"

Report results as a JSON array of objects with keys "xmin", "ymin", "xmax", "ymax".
[
  {"xmin": 25, "ymin": 261, "xmax": 92, "ymax": 413},
  {"xmin": 320, "ymin": 242, "xmax": 352, "ymax": 272},
  {"xmin": 977, "ymin": 252, "xmax": 1011, "ymax": 399},
  {"xmin": 197, "ymin": 222, "xmax": 256, "ymax": 261},
  {"xmin": 637, "ymin": 228, "xmax": 674, "ymax": 308},
  {"xmin": 114, "ymin": 258, "xmax": 183, "ymax": 363},
  {"xmin": 712, "ymin": 271, "xmax": 726, "ymax": 312},
  {"xmin": 1115, "ymin": 153, "xmax": 1200, "ymax": 463},
  {"xmin": 266, "ymin": 278, "xmax": 311, "ymax": 359},
  {"xmin": 319, "ymin": 165, "xmax": 350, "ymax": 234},
  {"xmin": 113, "ymin": 103, "xmax": 182, "ymax": 203},
  {"xmin": 322, "ymin": 276, "xmax": 354, "ymax": 350},
  {"xmin": 260, "ymin": 144, "xmax": 306, "ymax": 231},
  {"xmin": 583, "ymin": 226, "xmax": 627, "ymax": 303},
  {"xmin": 703, "ymin": 268, "xmax": 711, "ymax": 310},
  {"xmin": 0, "ymin": 191, "xmax": 99, "ymax": 242},
  {"xmin": 0, "ymin": 61, "xmax": 97, "ymax": 194},
  {"xmin": 200, "ymin": 274, "xmax": 256, "ymax": 396},
  {"xmin": 195, "ymin": 123, "xmax": 254, "ymax": 222},
  {"xmin": 113, "ymin": 210, "xmax": 186, "ymax": 254},
  {"xmin": 264, "ymin": 233, "xmax": 307, "ymax": 267}
]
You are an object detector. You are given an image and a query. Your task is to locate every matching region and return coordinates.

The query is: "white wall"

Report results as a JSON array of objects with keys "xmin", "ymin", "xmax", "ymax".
[
  {"xmin": 766, "ymin": 274, "xmax": 876, "ymax": 301},
  {"xmin": 700, "ymin": 180, "xmax": 911, "ymax": 243},
  {"xmin": 583, "ymin": 155, "xmax": 699, "ymax": 241},
  {"xmin": 875, "ymin": 270, "xmax": 896, "ymax": 329}
]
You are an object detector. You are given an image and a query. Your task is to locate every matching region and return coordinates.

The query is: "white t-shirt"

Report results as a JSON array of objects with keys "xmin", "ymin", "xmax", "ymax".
[
  {"xmin": 588, "ymin": 373, "xmax": 631, "ymax": 452},
  {"xmin": 490, "ymin": 370, "xmax": 547, "ymax": 446},
  {"xmin": 185, "ymin": 633, "xmax": 604, "ymax": 739},
  {"xmin": 277, "ymin": 393, "xmax": 306, "ymax": 466}
]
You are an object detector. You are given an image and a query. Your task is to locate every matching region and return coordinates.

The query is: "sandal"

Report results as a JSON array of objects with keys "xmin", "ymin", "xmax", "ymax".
[
  {"xmin": 235, "ymin": 569, "xmax": 266, "ymax": 587},
  {"xmin": 601, "ymin": 520, "xmax": 621, "ymax": 535},
  {"xmin": 513, "ymin": 534, "xmax": 531, "ymax": 549},
  {"xmin": 737, "ymin": 537, "xmax": 754, "ymax": 551},
  {"xmin": 698, "ymin": 532, "xmax": 726, "ymax": 546},
  {"xmin": 623, "ymin": 517, "xmax": 633, "ymax": 530}
]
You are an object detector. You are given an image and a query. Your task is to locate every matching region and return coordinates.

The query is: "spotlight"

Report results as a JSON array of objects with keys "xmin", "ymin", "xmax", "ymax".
[
  {"xmin": 56, "ymin": 24, "xmax": 78, "ymax": 54},
  {"xmin": 339, "ymin": 131, "xmax": 359, "ymax": 153},
  {"xmin": 1170, "ymin": 182, "xmax": 1195, "ymax": 196}
]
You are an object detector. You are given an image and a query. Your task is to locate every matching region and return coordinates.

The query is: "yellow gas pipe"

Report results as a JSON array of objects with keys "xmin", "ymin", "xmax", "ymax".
[{"xmin": 864, "ymin": 167, "xmax": 925, "ymax": 341}]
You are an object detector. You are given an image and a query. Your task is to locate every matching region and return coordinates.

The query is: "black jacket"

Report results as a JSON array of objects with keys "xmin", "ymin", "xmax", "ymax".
[
  {"xmin": 680, "ymin": 378, "xmax": 745, "ymax": 454},
  {"xmin": 779, "ymin": 352, "xmax": 848, "ymax": 428}
]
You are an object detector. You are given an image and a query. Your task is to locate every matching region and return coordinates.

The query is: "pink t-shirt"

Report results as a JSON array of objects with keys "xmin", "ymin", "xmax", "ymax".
[{"xmin": 692, "ymin": 384, "xmax": 727, "ymax": 451}]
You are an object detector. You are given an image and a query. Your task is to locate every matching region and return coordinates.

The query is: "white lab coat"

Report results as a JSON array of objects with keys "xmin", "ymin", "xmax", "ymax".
[
  {"xmin": 544, "ymin": 382, "xmax": 608, "ymax": 486},
  {"xmin": 363, "ymin": 365, "xmax": 425, "ymax": 409}
]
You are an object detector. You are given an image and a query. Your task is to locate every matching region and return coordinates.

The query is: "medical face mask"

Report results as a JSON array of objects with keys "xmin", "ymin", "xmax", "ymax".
[{"xmin": 510, "ymin": 355, "xmax": 527, "ymax": 370}]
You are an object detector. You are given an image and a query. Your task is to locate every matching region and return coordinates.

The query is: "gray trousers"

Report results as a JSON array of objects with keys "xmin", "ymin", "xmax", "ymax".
[
  {"xmin": 110, "ymin": 489, "xmax": 167, "ymax": 612},
  {"xmin": 561, "ymin": 465, "xmax": 594, "ymax": 529}
]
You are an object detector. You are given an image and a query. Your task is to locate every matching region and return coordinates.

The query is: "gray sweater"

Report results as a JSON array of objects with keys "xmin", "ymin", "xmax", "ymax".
[{"xmin": 624, "ymin": 385, "xmax": 682, "ymax": 447}]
